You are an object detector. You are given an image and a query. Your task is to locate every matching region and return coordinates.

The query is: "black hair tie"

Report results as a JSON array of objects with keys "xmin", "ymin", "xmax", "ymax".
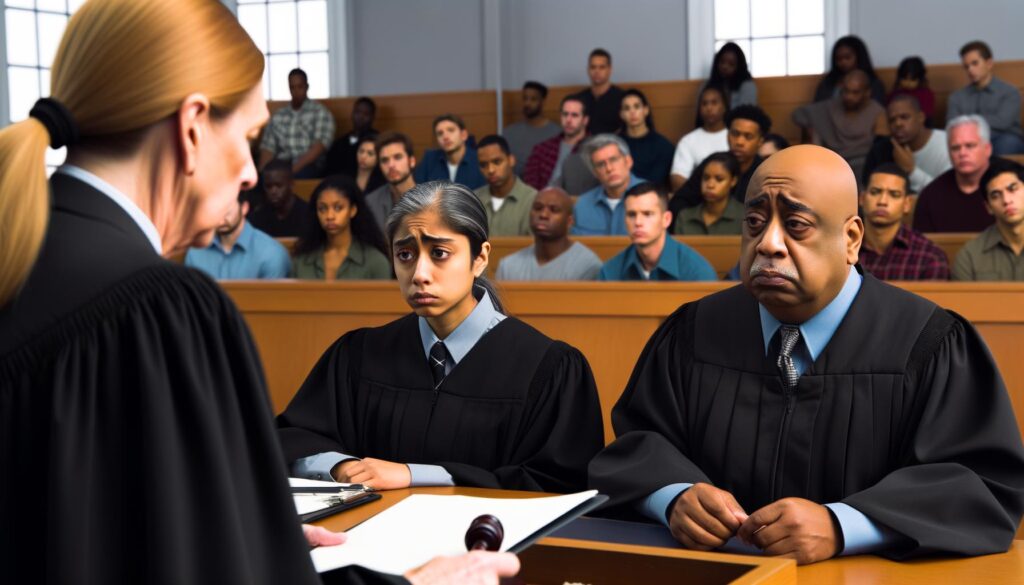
[{"xmin": 29, "ymin": 97, "xmax": 79, "ymax": 149}]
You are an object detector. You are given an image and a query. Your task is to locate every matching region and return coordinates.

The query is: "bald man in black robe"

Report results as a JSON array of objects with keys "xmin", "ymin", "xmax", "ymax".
[{"xmin": 589, "ymin": 145, "xmax": 1024, "ymax": 564}]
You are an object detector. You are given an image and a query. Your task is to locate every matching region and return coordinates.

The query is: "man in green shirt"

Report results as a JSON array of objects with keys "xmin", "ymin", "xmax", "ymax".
[
  {"xmin": 953, "ymin": 158, "xmax": 1024, "ymax": 281},
  {"xmin": 474, "ymin": 135, "xmax": 537, "ymax": 236}
]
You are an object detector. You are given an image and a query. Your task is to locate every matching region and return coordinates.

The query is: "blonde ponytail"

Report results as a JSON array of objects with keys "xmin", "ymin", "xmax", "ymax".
[{"xmin": 0, "ymin": 0, "xmax": 263, "ymax": 307}]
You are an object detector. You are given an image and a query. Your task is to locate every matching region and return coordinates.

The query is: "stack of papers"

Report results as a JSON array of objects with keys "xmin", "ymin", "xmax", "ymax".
[{"xmin": 290, "ymin": 477, "xmax": 373, "ymax": 517}]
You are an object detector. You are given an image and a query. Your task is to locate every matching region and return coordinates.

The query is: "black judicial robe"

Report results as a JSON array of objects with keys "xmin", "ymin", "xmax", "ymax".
[
  {"xmin": 0, "ymin": 175, "xmax": 404, "ymax": 584},
  {"xmin": 589, "ymin": 272, "xmax": 1024, "ymax": 559},
  {"xmin": 278, "ymin": 314, "xmax": 604, "ymax": 493}
]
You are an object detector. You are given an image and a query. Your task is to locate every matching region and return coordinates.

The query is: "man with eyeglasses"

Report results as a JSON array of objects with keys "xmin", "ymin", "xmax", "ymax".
[{"xmin": 572, "ymin": 133, "xmax": 643, "ymax": 235}]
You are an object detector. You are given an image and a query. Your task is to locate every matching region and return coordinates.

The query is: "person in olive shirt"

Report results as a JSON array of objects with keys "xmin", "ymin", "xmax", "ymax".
[
  {"xmin": 675, "ymin": 152, "xmax": 744, "ymax": 235},
  {"xmin": 953, "ymin": 158, "xmax": 1024, "ymax": 281},
  {"xmin": 474, "ymin": 135, "xmax": 537, "ymax": 236},
  {"xmin": 291, "ymin": 175, "xmax": 391, "ymax": 280}
]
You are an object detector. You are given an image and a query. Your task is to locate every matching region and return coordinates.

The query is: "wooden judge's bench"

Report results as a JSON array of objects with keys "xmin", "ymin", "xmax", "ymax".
[{"xmin": 312, "ymin": 486, "xmax": 1024, "ymax": 584}]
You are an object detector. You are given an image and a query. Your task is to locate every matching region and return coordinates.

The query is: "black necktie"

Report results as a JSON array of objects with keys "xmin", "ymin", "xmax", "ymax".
[
  {"xmin": 429, "ymin": 341, "xmax": 447, "ymax": 389},
  {"xmin": 776, "ymin": 326, "xmax": 801, "ymax": 390}
]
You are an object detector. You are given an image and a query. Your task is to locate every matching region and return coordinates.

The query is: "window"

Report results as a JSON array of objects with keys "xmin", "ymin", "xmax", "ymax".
[
  {"xmin": 713, "ymin": 0, "xmax": 826, "ymax": 77},
  {"xmin": 237, "ymin": 0, "xmax": 330, "ymax": 101},
  {"xmin": 3, "ymin": 0, "xmax": 86, "ymax": 168}
]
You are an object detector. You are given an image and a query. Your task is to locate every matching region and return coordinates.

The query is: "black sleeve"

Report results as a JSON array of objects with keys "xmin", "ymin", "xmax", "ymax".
[
  {"xmin": 588, "ymin": 305, "xmax": 713, "ymax": 517},
  {"xmin": 842, "ymin": 312, "xmax": 1024, "ymax": 559},
  {"xmin": 322, "ymin": 566, "xmax": 409, "ymax": 585},
  {"xmin": 441, "ymin": 344, "xmax": 605, "ymax": 493}
]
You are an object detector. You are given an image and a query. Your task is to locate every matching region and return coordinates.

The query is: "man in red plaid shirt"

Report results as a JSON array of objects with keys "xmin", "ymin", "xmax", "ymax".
[
  {"xmin": 858, "ymin": 163, "xmax": 950, "ymax": 280},
  {"xmin": 523, "ymin": 95, "xmax": 590, "ymax": 190}
]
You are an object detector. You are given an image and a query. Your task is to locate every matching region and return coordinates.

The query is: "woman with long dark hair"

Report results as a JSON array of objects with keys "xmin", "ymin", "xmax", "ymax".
[
  {"xmin": 278, "ymin": 180, "xmax": 604, "ymax": 493},
  {"xmin": 619, "ymin": 88, "xmax": 674, "ymax": 187},
  {"xmin": 353, "ymin": 133, "xmax": 386, "ymax": 194},
  {"xmin": 703, "ymin": 42, "xmax": 757, "ymax": 109},
  {"xmin": 814, "ymin": 35, "xmax": 886, "ymax": 103},
  {"xmin": 291, "ymin": 175, "xmax": 391, "ymax": 280},
  {"xmin": 671, "ymin": 83, "xmax": 730, "ymax": 192}
]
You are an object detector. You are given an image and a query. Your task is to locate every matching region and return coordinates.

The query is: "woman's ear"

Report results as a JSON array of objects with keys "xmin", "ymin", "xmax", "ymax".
[
  {"xmin": 472, "ymin": 241, "xmax": 491, "ymax": 278},
  {"xmin": 176, "ymin": 93, "xmax": 212, "ymax": 177}
]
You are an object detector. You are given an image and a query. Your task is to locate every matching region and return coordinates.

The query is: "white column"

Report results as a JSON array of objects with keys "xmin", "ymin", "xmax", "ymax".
[
  {"xmin": 327, "ymin": 0, "xmax": 352, "ymax": 97},
  {"xmin": 0, "ymin": 6, "xmax": 10, "ymax": 128},
  {"xmin": 686, "ymin": 0, "xmax": 714, "ymax": 80},
  {"xmin": 482, "ymin": 0, "xmax": 503, "ymax": 130}
]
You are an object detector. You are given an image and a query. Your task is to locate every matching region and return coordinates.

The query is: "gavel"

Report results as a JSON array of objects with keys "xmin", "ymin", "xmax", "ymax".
[{"xmin": 465, "ymin": 514, "xmax": 504, "ymax": 551}]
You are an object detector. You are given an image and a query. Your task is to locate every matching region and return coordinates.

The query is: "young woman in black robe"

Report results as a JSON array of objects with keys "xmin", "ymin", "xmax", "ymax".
[
  {"xmin": 278, "ymin": 181, "xmax": 604, "ymax": 493},
  {"xmin": 0, "ymin": 2, "xmax": 517, "ymax": 583}
]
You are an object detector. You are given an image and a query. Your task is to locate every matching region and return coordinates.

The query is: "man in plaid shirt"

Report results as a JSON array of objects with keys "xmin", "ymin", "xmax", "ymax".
[
  {"xmin": 859, "ymin": 163, "xmax": 950, "ymax": 280},
  {"xmin": 258, "ymin": 68, "xmax": 335, "ymax": 179}
]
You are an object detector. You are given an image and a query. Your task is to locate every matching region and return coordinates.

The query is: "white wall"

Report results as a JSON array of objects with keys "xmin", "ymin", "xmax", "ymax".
[{"xmin": 851, "ymin": 0, "xmax": 1024, "ymax": 68}]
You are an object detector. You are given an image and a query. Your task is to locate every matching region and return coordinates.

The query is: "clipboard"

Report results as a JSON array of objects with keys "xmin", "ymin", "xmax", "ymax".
[{"xmin": 299, "ymin": 491, "xmax": 381, "ymax": 523}]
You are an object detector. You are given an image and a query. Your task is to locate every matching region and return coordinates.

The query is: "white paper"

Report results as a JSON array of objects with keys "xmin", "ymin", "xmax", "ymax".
[
  {"xmin": 309, "ymin": 490, "xmax": 597, "ymax": 575},
  {"xmin": 290, "ymin": 477, "xmax": 367, "ymax": 515}
]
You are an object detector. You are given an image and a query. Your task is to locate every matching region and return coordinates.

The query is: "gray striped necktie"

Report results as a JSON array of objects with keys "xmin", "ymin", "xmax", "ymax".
[{"xmin": 776, "ymin": 325, "xmax": 801, "ymax": 390}]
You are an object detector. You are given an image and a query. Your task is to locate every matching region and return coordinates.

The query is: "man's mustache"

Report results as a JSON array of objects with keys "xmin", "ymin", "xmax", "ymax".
[{"xmin": 749, "ymin": 262, "xmax": 798, "ymax": 280}]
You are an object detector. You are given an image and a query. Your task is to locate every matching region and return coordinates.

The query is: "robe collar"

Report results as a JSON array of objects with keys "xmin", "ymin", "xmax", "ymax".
[{"xmin": 56, "ymin": 164, "xmax": 162, "ymax": 254}]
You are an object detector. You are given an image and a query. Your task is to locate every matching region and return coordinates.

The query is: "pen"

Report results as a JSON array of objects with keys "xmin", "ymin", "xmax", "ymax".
[{"xmin": 290, "ymin": 485, "xmax": 369, "ymax": 494}]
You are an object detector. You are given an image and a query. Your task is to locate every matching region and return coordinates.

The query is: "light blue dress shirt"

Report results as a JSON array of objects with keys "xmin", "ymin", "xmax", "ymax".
[
  {"xmin": 56, "ymin": 165, "xmax": 162, "ymax": 254},
  {"xmin": 597, "ymin": 236, "xmax": 717, "ymax": 282},
  {"xmin": 291, "ymin": 289, "xmax": 506, "ymax": 486},
  {"xmin": 571, "ymin": 174, "xmax": 643, "ymax": 235},
  {"xmin": 184, "ymin": 222, "xmax": 290, "ymax": 279},
  {"xmin": 642, "ymin": 267, "xmax": 901, "ymax": 556}
]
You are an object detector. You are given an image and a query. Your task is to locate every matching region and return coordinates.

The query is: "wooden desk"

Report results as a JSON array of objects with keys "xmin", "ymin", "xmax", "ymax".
[{"xmin": 312, "ymin": 487, "xmax": 1023, "ymax": 584}]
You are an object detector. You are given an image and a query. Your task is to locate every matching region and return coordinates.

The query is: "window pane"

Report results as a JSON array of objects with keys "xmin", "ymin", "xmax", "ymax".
[
  {"xmin": 67, "ymin": 0, "xmax": 87, "ymax": 13},
  {"xmin": 751, "ymin": 0, "xmax": 785, "ymax": 38},
  {"xmin": 788, "ymin": 0, "xmax": 824, "ymax": 35},
  {"xmin": 788, "ymin": 36, "xmax": 825, "ymax": 75},
  {"xmin": 40, "ymin": 68, "xmax": 50, "ymax": 97},
  {"xmin": 714, "ymin": 0, "xmax": 748, "ymax": 41},
  {"xmin": 8, "ymin": 66, "xmax": 40, "ymax": 122},
  {"xmin": 751, "ymin": 37, "xmax": 787, "ymax": 78},
  {"xmin": 299, "ymin": 51, "xmax": 328, "ymax": 98},
  {"xmin": 267, "ymin": 1, "xmax": 297, "ymax": 53},
  {"xmin": 37, "ymin": 13, "xmax": 68, "ymax": 69},
  {"xmin": 36, "ymin": 0, "xmax": 66, "ymax": 12},
  {"xmin": 268, "ymin": 53, "xmax": 299, "ymax": 101},
  {"xmin": 6, "ymin": 9, "xmax": 38, "ymax": 66},
  {"xmin": 297, "ymin": 0, "xmax": 327, "ymax": 52},
  {"xmin": 238, "ymin": 4, "xmax": 268, "ymax": 53},
  {"xmin": 5, "ymin": 0, "xmax": 33, "ymax": 8}
]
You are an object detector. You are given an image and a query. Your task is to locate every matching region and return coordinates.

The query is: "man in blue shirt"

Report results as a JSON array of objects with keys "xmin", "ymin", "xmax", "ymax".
[
  {"xmin": 186, "ymin": 193, "xmax": 291, "ymax": 279},
  {"xmin": 414, "ymin": 113, "xmax": 486, "ymax": 189},
  {"xmin": 590, "ymin": 145, "xmax": 1024, "ymax": 564},
  {"xmin": 573, "ymin": 133, "xmax": 643, "ymax": 235},
  {"xmin": 598, "ymin": 182, "xmax": 716, "ymax": 281}
]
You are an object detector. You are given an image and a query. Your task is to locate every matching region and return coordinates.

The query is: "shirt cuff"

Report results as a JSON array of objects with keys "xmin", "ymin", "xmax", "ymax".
[
  {"xmin": 407, "ymin": 464, "xmax": 455, "ymax": 487},
  {"xmin": 640, "ymin": 483, "xmax": 693, "ymax": 526},
  {"xmin": 290, "ymin": 452, "xmax": 358, "ymax": 482},
  {"xmin": 825, "ymin": 502, "xmax": 900, "ymax": 556}
]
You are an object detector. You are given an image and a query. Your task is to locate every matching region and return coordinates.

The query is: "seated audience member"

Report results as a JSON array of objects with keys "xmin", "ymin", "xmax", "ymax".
[
  {"xmin": 258, "ymin": 68, "xmax": 334, "ymax": 178},
  {"xmin": 913, "ymin": 115, "xmax": 994, "ymax": 233},
  {"xmin": 497, "ymin": 187, "xmax": 603, "ymax": 281},
  {"xmin": 185, "ymin": 192, "xmax": 290, "ymax": 279},
  {"xmin": 675, "ymin": 152, "xmax": 744, "ymax": 236},
  {"xmin": 699, "ymin": 42, "xmax": 757, "ymax": 109},
  {"xmin": 572, "ymin": 48, "xmax": 626, "ymax": 135},
  {"xmin": 670, "ymin": 84, "xmax": 730, "ymax": 192},
  {"xmin": 888, "ymin": 56, "xmax": 935, "ymax": 122},
  {"xmin": 859, "ymin": 164, "xmax": 950, "ymax": 280},
  {"xmin": 862, "ymin": 94, "xmax": 951, "ymax": 193},
  {"xmin": 365, "ymin": 131, "xmax": 417, "ymax": 237},
  {"xmin": 291, "ymin": 176, "xmax": 391, "ymax": 281},
  {"xmin": 589, "ymin": 145, "xmax": 1024, "ymax": 564},
  {"xmin": 758, "ymin": 133, "xmax": 789, "ymax": 158},
  {"xmin": 523, "ymin": 95, "xmax": 597, "ymax": 194},
  {"xmin": 573, "ymin": 134, "xmax": 643, "ymax": 235},
  {"xmin": 793, "ymin": 70, "xmax": 885, "ymax": 182},
  {"xmin": 504, "ymin": 81, "xmax": 561, "ymax": 176},
  {"xmin": 325, "ymin": 96, "xmax": 377, "ymax": 177},
  {"xmin": 474, "ymin": 135, "xmax": 537, "ymax": 236},
  {"xmin": 279, "ymin": 182, "xmax": 604, "ymax": 493},
  {"xmin": 599, "ymin": 182, "xmax": 716, "ymax": 281},
  {"xmin": 415, "ymin": 113, "xmax": 485, "ymax": 189},
  {"xmin": 953, "ymin": 158, "xmax": 1024, "ymax": 280},
  {"xmin": 248, "ymin": 159, "xmax": 311, "ymax": 238},
  {"xmin": 671, "ymin": 105, "xmax": 771, "ymax": 219},
  {"xmin": 814, "ymin": 35, "xmax": 885, "ymax": 103},
  {"xmin": 352, "ymin": 134, "xmax": 385, "ymax": 195},
  {"xmin": 619, "ymin": 88, "xmax": 674, "ymax": 187},
  {"xmin": 947, "ymin": 41, "xmax": 1024, "ymax": 156}
]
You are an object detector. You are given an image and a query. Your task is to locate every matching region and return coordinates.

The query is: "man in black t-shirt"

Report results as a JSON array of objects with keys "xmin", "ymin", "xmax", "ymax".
[
  {"xmin": 572, "ymin": 48, "xmax": 625, "ymax": 135},
  {"xmin": 248, "ymin": 158, "xmax": 311, "ymax": 238}
]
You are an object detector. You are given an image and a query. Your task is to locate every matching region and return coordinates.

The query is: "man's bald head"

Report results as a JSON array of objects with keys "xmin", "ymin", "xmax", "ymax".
[
  {"xmin": 530, "ymin": 187, "xmax": 575, "ymax": 241},
  {"xmin": 741, "ymin": 145, "xmax": 863, "ymax": 324},
  {"xmin": 840, "ymin": 69, "xmax": 871, "ymax": 111}
]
